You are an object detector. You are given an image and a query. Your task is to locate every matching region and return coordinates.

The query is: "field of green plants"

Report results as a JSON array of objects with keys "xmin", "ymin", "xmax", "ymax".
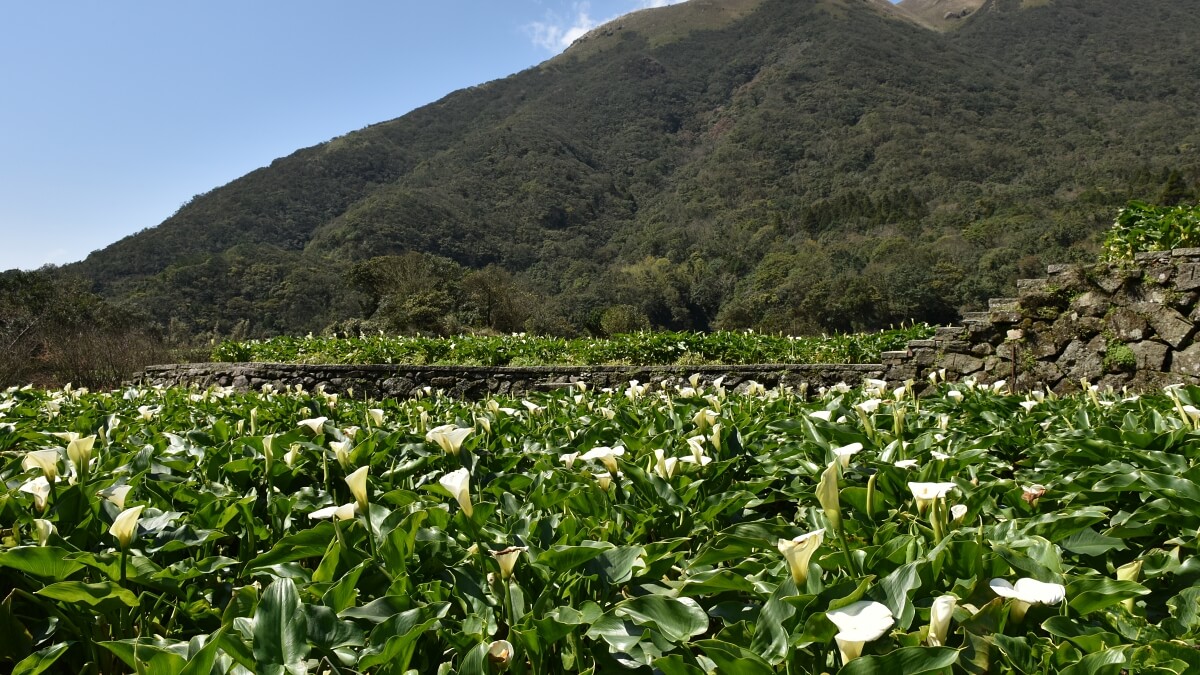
[
  {"xmin": 211, "ymin": 327, "xmax": 934, "ymax": 367},
  {"xmin": 3, "ymin": 375, "xmax": 1200, "ymax": 674}
]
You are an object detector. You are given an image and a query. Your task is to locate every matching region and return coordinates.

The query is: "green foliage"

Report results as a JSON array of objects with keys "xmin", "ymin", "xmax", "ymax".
[
  {"xmin": 211, "ymin": 326, "xmax": 935, "ymax": 366},
  {"xmin": 1102, "ymin": 201, "xmax": 1200, "ymax": 260},
  {"xmin": 3, "ymin": 378, "xmax": 1200, "ymax": 672}
]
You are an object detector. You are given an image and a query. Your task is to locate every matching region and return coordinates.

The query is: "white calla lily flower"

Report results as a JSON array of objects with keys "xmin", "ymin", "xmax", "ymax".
[
  {"xmin": 908, "ymin": 482, "xmax": 957, "ymax": 513},
  {"xmin": 66, "ymin": 435, "xmax": 97, "ymax": 470},
  {"xmin": 832, "ymin": 442, "xmax": 863, "ymax": 468},
  {"xmin": 110, "ymin": 504, "xmax": 146, "ymax": 548},
  {"xmin": 23, "ymin": 450, "xmax": 61, "ymax": 482},
  {"xmin": 491, "ymin": 546, "xmax": 528, "ymax": 579},
  {"xmin": 928, "ymin": 595, "xmax": 957, "ymax": 646},
  {"xmin": 777, "ymin": 529, "xmax": 824, "ymax": 584},
  {"xmin": 439, "ymin": 468, "xmax": 473, "ymax": 517},
  {"xmin": 308, "ymin": 503, "xmax": 357, "ymax": 521},
  {"xmin": 20, "ymin": 477, "xmax": 52, "ymax": 512},
  {"xmin": 989, "ymin": 578, "xmax": 1065, "ymax": 605},
  {"xmin": 346, "ymin": 466, "xmax": 370, "ymax": 511},
  {"xmin": 826, "ymin": 600, "xmax": 894, "ymax": 664},
  {"xmin": 426, "ymin": 424, "xmax": 473, "ymax": 456},
  {"xmin": 298, "ymin": 417, "xmax": 328, "ymax": 434},
  {"xmin": 581, "ymin": 446, "xmax": 625, "ymax": 474},
  {"xmin": 33, "ymin": 518, "xmax": 55, "ymax": 546}
]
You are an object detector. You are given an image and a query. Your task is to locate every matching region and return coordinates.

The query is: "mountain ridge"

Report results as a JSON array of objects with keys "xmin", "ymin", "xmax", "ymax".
[{"xmin": 68, "ymin": 0, "xmax": 1200, "ymax": 338}]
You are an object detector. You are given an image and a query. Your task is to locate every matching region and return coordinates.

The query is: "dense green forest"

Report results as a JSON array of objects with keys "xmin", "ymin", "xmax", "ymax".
[{"xmin": 50, "ymin": 0, "xmax": 1200, "ymax": 339}]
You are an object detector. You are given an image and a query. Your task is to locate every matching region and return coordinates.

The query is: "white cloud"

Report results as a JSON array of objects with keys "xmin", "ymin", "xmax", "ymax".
[{"xmin": 526, "ymin": 0, "xmax": 689, "ymax": 53}]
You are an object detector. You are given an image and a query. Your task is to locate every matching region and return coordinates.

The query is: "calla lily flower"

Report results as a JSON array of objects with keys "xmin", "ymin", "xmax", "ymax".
[
  {"xmin": 23, "ymin": 450, "xmax": 61, "ymax": 482},
  {"xmin": 346, "ymin": 466, "xmax": 370, "ymax": 511},
  {"xmin": 439, "ymin": 468, "xmax": 473, "ymax": 517},
  {"xmin": 928, "ymin": 595, "xmax": 957, "ymax": 646},
  {"xmin": 298, "ymin": 417, "xmax": 328, "ymax": 434},
  {"xmin": 856, "ymin": 399, "xmax": 882, "ymax": 414},
  {"xmin": 308, "ymin": 503, "xmax": 357, "ymax": 521},
  {"xmin": 487, "ymin": 640, "xmax": 514, "ymax": 670},
  {"xmin": 594, "ymin": 472, "xmax": 618, "ymax": 491},
  {"xmin": 426, "ymin": 424, "xmax": 473, "ymax": 456},
  {"xmin": 581, "ymin": 446, "xmax": 625, "ymax": 474},
  {"xmin": 832, "ymin": 442, "xmax": 863, "ymax": 468},
  {"xmin": 946, "ymin": 389, "xmax": 964, "ymax": 402},
  {"xmin": 809, "ymin": 410, "xmax": 833, "ymax": 421},
  {"xmin": 745, "ymin": 381, "xmax": 766, "ymax": 397},
  {"xmin": 650, "ymin": 449, "xmax": 679, "ymax": 480},
  {"xmin": 777, "ymin": 529, "xmax": 824, "ymax": 584},
  {"xmin": 330, "ymin": 440, "xmax": 352, "ymax": 470},
  {"xmin": 560, "ymin": 452, "xmax": 580, "ymax": 470},
  {"xmin": 817, "ymin": 462, "xmax": 842, "ymax": 532},
  {"xmin": 683, "ymin": 436, "xmax": 713, "ymax": 466},
  {"xmin": 110, "ymin": 504, "xmax": 145, "ymax": 548},
  {"xmin": 989, "ymin": 578, "xmax": 1065, "ymax": 605},
  {"xmin": 826, "ymin": 600, "xmax": 894, "ymax": 664},
  {"xmin": 33, "ymin": 518, "xmax": 55, "ymax": 546},
  {"xmin": 693, "ymin": 408, "xmax": 717, "ymax": 431},
  {"xmin": 491, "ymin": 546, "xmax": 528, "ymax": 579},
  {"xmin": 367, "ymin": 408, "xmax": 385, "ymax": 427},
  {"xmin": 137, "ymin": 405, "xmax": 157, "ymax": 421},
  {"xmin": 99, "ymin": 484, "xmax": 133, "ymax": 510},
  {"xmin": 66, "ymin": 435, "xmax": 96, "ymax": 469},
  {"xmin": 20, "ymin": 477, "xmax": 52, "ymax": 512},
  {"xmin": 950, "ymin": 504, "xmax": 968, "ymax": 522},
  {"xmin": 894, "ymin": 459, "xmax": 919, "ymax": 470},
  {"xmin": 908, "ymin": 482, "xmax": 957, "ymax": 513}
]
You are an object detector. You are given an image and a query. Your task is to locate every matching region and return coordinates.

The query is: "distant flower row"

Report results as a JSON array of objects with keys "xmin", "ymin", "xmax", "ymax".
[{"xmin": 212, "ymin": 326, "xmax": 933, "ymax": 366}]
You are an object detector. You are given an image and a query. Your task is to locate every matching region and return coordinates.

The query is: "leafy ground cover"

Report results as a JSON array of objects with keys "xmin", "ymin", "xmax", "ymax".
[
  {"xmin": 211, "ymin": 327, "xmax": 935, "ymax": 367},
  {"xmin": 2, "ymin": 376, "xmax": 1200, "ymax": 674},
  {"xmin": 1102, "ymin": 201, "xmax": 1200, "ymax": 260}
]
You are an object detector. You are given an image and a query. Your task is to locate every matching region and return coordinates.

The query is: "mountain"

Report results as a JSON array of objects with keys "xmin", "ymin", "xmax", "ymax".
[{"xmin": 68, "ymin": 0, "xmax": 1200, "ymax": 338}]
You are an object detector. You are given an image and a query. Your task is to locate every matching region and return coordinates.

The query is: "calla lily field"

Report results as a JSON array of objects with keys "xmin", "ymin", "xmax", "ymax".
[{"xmin": 2, "ymin": 375, "xmax": 1200, "ymax": 674}]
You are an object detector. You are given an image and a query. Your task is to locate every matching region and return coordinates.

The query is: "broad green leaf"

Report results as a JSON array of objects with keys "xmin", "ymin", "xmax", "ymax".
[
  {"xmin": 838, "ymin": 646, "xmax": 959, "ymax": 675},
  {"xmin": 1066, "ymin": 578, "xmax": 1149, "ymax": 614},
  {"xmin": 251, "ymin": 577, "xmax": 309, "ymax": 675},
  {"xmin": 614, "ymin": 595, "xmax": 708, "ymax": 643},
  {"xmin": 245, "ymin": 522, "xmax": 336, "ymax": 569},
  {"xmin": 11, "ymin": 642, "xmax": 71, "ymax": 675},
  {"xmin": 0, "ymin": 547, "xmax": 85, "ymax": 582},
  {"xmin": 36, "ymin": 580, "xmax": 138, "ymax": 607}
]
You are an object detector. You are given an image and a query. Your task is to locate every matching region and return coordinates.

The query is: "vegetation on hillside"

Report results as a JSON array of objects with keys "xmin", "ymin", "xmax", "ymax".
[
  {"xmin": 62, "ymin": 0, "xmax": 1200, "ymax": 339},
  {"xmin": 212, "ymin": 325, "xmax": 934, "ymax": 367}
]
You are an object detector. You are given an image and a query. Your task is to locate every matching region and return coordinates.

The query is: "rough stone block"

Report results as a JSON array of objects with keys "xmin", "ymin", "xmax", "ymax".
[
  {"xmin": 1046, "ymin": 263, "xmax": 1073, "ymax": 275},
  {"xmin": 1017, "ymin": 278, "xmax": 1049, "ymax": 293},
  {"xmin": 1172, "ymin": 247, "xmax": 1200, "ymax": 258},
  {"xmin": 1175, "ymin": 263, "xmax": 1200, "ymax": 292},
  {"xmin": 1171, "ymin": 343, "xmax": 1200, "ymax": 377},
  {"xmin": 988, "ymin": 310, "xmax": 1022, "ymax": 324},
  {"xmin": 1106, "ymin": 307, "xmax": 1149, "ymax": 341},
  {"xmin": 961, "ymin": 311, "xmax": 990, "ymax": 324},
  {"xmin": 1130, "ymin": 340, "xmax": 1168, "ymax": 371},
  {"xmin": 1135, "ymin": 251, "xmax": 1172, "ymax": 263},
  {"xmin": 1072, "ymin": 291, "xmax": 1113, "ymax": 318},
  {"xmin": 943, "ymin": 352, "xmax": 983, "ymax": 375},
  {"xmin": 1133, "ymin": 302, "xmax": 1196, "ymax": 349}
]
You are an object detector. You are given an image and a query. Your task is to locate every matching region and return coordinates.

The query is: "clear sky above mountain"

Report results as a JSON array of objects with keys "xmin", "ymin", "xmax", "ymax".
[{"xmin": 0, "ymin": 1, "xmax": 695, "ymax": 272}]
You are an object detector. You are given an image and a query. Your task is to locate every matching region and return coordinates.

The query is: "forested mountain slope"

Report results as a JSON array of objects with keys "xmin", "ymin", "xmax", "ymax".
[{"xmin": 69, "ymin": 0, "xmax": 1200, "ymax": 337}]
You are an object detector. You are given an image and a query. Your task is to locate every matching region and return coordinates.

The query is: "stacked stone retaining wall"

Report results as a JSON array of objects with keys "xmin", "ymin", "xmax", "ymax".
[
  {"xmin": 884, "ymin": 248, "xmax": 1200, "ymax": 394},
  {"xmin": 139, "ymin": 362, "xmax": 885, "ymax": 400}
]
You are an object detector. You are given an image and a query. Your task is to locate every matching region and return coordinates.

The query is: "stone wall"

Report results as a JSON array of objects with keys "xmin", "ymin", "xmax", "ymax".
[
  {"xmin": 139, "ymin": 362, "xmax": 886, "ymax": 399},
  {"xmin": 883, "ymin": 248, "xmax": 1200, "ymax": 394}
]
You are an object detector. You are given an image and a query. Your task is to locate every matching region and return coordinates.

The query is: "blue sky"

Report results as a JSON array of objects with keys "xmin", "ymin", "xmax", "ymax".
[{"xmin": 0, "ymin": 1, "xmax": 688, "ymax": 272}]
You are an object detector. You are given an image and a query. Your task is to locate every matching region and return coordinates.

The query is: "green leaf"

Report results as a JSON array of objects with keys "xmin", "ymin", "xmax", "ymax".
[
  {"xmin": 179, "ymin": 628, "xmax": 228, "ymax": 675},
  {"xmin": 0, "ymin": 547, "xmax": 85, "ymax": 582},
  {"xmin": 36, "ymin": 581, "xmax": 138, "ymax": 607},
  {"xmin": 252, "ymin": 577, "xmax": 309, "ymax": 675},
  {"xmin": 838, "ymin": 646, "xmax": 959, "ymax": 674},
  {"xmin": 614, "ymin": 595, "xmax": 708, "ymax": 643},
  {"xmin": 537, "ymin": 540, "xmax": 614, "ymax": 572},
  {"xmin": 1066, "ymin": 578, "xmax": 1149, "ymax": 614},
  {"xmin": 245, "ymin": 522, "xmax": 336, "ymax": 569},
  {"xmin": 12, "ymin": 642, "xmax": 71, "ymax": 675}
]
